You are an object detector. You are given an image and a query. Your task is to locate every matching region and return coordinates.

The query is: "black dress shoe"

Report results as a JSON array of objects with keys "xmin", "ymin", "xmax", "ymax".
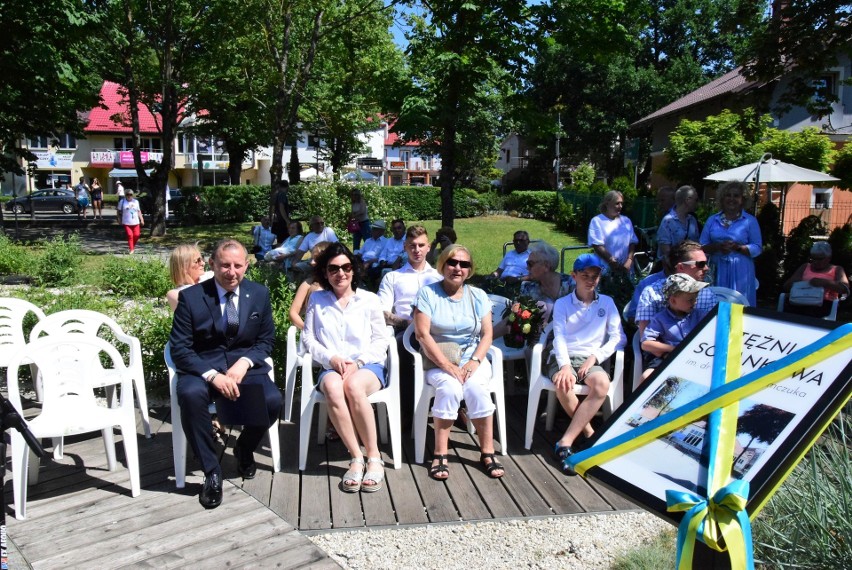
[
  {"xmin": 199, "ymin": 472, "xmax": 223, "ymax": 509},
  {"xmin": 234, "ymin": 441, "xmax": 257, "ymax": 480}
]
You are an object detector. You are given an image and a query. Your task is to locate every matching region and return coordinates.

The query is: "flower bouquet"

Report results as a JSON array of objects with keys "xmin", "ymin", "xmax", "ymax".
[{"xmin": 502, "ymin": 295, "xmax": 546, "ymax": 348}]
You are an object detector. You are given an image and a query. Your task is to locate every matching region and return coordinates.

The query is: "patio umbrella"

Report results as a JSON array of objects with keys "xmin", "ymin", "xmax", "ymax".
[
  {"xmin": 342, "ymin": 169, "xmax": 378, "ymax": 182},
  {"xmin": 705, "ymin": 153, "xmax": 839, "ymax": 235}
]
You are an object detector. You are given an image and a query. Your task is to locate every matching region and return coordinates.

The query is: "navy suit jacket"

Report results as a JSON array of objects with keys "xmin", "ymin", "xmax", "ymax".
[{"xmin": 169, "ymin": 278, "xmax": 275, "ymax": 379}]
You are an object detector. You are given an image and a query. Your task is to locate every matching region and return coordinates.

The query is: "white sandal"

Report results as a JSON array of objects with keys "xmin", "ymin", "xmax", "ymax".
[
  {"xmin": 341, "ymin": 457, "xmax": 365, "ymax": 493},
  {"xmin": 361, "ymin": 457, "xmax": 385, "ymax": 493}
]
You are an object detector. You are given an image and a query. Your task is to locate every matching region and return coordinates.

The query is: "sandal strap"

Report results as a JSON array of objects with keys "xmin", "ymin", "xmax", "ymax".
[
  {"xmin": 367, "ymin": 457, "xmax": 385, "ymax": 466},
  {"xmin": 349, "ymin": 457, "xmax": 365, "ymax": 466}
]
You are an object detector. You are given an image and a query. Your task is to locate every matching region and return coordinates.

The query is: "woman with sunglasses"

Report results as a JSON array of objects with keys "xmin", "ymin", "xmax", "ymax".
[
  {"xmin": 166, "ymin": 244, "xmax": 212, "ymax": 311},
  {"xmin": 700, "ymin": 181, "xmax": 762, "ymax": 305},
  {"xmin": 412, "ymin": 245, "xmax": 504, "ymax": 480},
  {"xmin": 301, "ymin": 242, "xmax": 391, "ymax": 493}
]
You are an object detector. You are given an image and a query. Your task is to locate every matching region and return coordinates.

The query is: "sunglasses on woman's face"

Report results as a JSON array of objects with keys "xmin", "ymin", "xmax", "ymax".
[
  {"xmin": 327, "ymin": 263, "xmax": 353, "ymax": 274},
  {"xmin": 445, "ymin": 258, "xmax": 472, "ymax": 269}
]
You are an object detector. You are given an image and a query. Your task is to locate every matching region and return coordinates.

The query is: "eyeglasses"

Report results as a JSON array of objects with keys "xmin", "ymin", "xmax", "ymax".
[
  {"xmin": 445, "ymin": 259, "xmax": 472, "ymax": 269},
  {"xmin": 679, "ymin": 260, "xmax": 708, "ymax": 269},
  {"xmin": 327, "ymin": 263, "xmax": 353, "ymax": 274},
  {"xmin": 193, "ymin": 257, "xmax": 204, "ymax": 265},
  {"xmin": 526, "ymin": 259, "xmax": 541, "ymax": 268}
]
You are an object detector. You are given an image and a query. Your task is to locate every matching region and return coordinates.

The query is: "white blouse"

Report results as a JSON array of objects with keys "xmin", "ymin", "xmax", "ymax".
[{"xmin": 301, "ymin": 288, "xmax": 390, "ymax": 369}]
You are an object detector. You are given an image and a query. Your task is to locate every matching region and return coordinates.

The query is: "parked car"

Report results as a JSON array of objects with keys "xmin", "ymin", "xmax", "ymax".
[
  {"xmin": 4, "ymin": 189, "xmax": 79, "ymax": 214},
  {"xmin": 138, "ymin": 188, "xmax": 186, "ymax": 216}
]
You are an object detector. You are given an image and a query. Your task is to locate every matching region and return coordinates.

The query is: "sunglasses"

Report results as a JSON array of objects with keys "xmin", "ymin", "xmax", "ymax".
[
  {"xmin": 327, "ymin": 263, "xmax": 353, "ymax": 274},
  {"xmin": 680, "ymin": 260, "xmax": 708, "ymax": 269},
  {"xmin": 445, "ymin": 259, "xmax": 472, "ymax": 269}
]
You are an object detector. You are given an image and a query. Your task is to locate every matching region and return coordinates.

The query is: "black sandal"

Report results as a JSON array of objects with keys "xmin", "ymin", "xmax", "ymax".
[
  {"xmin": 480, "ymin": 453, "xmax": 504, "ymax": 479},
  {"xmin": 429, "ymin": 455, "xmax": 449, "ymax": 480}
]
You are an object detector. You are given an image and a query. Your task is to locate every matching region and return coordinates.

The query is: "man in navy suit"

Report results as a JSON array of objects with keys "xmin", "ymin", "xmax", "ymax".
[{"xmin": 169, "ymin": 239, "xmax": 282, "ymax": 509}]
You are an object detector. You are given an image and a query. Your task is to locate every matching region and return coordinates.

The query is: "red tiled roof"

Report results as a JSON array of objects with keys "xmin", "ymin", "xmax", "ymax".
[
  {"xmin": 84, "ymin": 81, "xmax": 162, "ymax": 134},
  {"xmin": 385, "ymin": 120, "xmax": 421, "ymax": 147},
  {"xmin": 631, "ymin": 67, "xmax": 770, "ymax": 129}
]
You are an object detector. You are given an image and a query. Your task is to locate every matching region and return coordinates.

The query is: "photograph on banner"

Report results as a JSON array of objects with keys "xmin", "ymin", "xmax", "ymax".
[{"xmin": 589, "ymin": 307, "xmax": 852, "ymax": 519}]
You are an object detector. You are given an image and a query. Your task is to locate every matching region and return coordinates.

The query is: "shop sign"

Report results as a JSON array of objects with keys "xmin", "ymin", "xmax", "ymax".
[
  {"xmin": 31, "ymin": 151, "xmax": 73, "ymax": 169},
  {"xmin": 90, "ymin": 150, "xmax": 115, "ymax": 166}
]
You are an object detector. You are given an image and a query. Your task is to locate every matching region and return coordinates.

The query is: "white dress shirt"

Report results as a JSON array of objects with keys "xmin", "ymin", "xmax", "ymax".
[{"xmin": 377, "ymin": 262, "xmax": 442, "ymax": 320}]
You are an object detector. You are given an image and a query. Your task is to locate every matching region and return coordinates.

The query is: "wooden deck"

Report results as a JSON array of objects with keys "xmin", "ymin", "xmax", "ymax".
[{"xmin": 4, "ymin": 383, "xmax": 637, "ymax": 568}]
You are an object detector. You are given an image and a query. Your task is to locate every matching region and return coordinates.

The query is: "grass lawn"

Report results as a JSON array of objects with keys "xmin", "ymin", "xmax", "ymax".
[{"xmin": 146, "ymin": 214, "xmax": 588, "ymax": 276}]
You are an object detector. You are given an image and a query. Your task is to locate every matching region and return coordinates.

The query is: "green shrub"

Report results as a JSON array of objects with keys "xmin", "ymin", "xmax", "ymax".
[
  {"xmin": 473, "ymin": 190, "xmax": 505, "ymax": 213},
  {"xmin": 247, "ymin": 263, "xmax": 296, "ymax": 381},
  {"xmin": 115, "ymin": 301, "xmax": 173, "ymax": 396},
  {"xmin": 753, "ymin": 413, "xmax": 852, "ymax": 568},
  {"xmin": 0, "ymin": 234, "xmax": 29, "ymax": 275},
  {"xmin": 101, "ymin": 256, "xmax": 171, "ymax": 298},
  {"xmin": 505, "ymin": 191, "xmax": 559, "ymax": 220},
  {"xmin": 179, "ymin": 184, "xmax": 269, "ymax": 224},
  {"xmin": 828, "ymin": 224, "xmax": 852, "ymax": 277},
  {"xmin": 33, "ymin": 235, "xmax": 82, "ymax": 286}
]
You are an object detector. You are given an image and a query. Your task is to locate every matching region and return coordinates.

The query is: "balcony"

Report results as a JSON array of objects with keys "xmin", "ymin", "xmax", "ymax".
[
  {"xmin": 385, "ymin": 158, "xmax": 440, "ymax": 171},
  {"xmin": 90, "ymin": 149, "xmax": 163, "ymax": 168},
  {"xmin": 176, "ymin": 152, "xmax": 255, "ymax": 170}
]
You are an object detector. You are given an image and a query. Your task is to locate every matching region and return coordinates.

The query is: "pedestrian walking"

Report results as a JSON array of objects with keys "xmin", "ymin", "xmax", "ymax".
[{"xmin": 118, "ymin": 188, "xmax": 144, "ymax": 253}]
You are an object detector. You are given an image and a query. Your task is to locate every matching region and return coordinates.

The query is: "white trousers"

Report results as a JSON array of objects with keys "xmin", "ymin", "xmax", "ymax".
[{"xmin": 425, "ymin": 359, "xmax": 495, "ymax": 420}]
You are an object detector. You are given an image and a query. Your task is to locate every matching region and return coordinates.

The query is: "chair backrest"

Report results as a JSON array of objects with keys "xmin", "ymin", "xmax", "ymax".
[
  {"xmin": 487, "ymin": 294, "xmax": 510, "ymax": 324},
  {"xmin": 7, "ymin": 335, "xmax": 130, "ymax": 415},
  {"xmin": 708, "ymin": 287, "xmax": 750, "ymax": 306},
  {"xmin": 0, "ymin": 298, "xmax": 46, "ymax": 365},
  {"xmin": 29, "ymin": 309, "xmax": 141, "ymax": 373}
]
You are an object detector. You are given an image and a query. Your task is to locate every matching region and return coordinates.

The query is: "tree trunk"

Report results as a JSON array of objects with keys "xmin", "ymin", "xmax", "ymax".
[
  {"xmin": 288, "ymin": 145, "xmax": 301, "ymax": 184},
  {"xmin": 225, "ymin": 139, "xmax": 246, "ymax": 185}
]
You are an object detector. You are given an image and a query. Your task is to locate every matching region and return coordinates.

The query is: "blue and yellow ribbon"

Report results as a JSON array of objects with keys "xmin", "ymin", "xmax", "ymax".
[{"xmin": 566, "ymin": 303, "xmax": 852, "ymax": 569}]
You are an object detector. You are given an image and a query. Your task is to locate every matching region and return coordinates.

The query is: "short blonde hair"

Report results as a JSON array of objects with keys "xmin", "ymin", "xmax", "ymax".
[
  {"xmin": 715, "ymin": 180, "xmax": 752, "ymax": 209},
  {"xmin": 169, "ymin": 244, "xmax": 202, "ymax": 287},
  {"xmin": 437, "ymin": 244, "xmax": 475, "ymax": 274}
]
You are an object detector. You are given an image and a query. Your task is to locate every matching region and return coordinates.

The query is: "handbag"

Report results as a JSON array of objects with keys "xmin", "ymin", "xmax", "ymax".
[
  {"xmin": 789, "ymin": 281, "xmax": 824, "ymax": 306},
  {"xmin": 346, "ymin": 218, "xmax": 361, "ymax": 233},
  {"xmin": 420, "ymin": 342, "xmax": 462, "ymax": 370}
]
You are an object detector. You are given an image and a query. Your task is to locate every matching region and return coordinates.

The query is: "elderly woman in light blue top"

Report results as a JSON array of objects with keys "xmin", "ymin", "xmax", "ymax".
[
  {"xmin": 413, "ymin": 245, "xmax": 504, "ymax": 481},
  {"xmin": 657, "ymin": 185, "xmax": 701, "ymax": 259},
  {"xmin": 699, "ymin": 181, "xmax": 763, "ymax": 305}
]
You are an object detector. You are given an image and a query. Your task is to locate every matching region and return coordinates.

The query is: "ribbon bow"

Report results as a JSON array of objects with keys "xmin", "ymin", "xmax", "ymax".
[{"xmin": 666, "ymin": 479, "xmax": 754, "ymax": 570}]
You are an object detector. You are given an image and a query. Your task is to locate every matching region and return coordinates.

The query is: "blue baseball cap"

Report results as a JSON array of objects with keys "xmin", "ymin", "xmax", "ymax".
[{"xmin": 573, "ymin": 253, "xmax": 606, "ymax": 272}]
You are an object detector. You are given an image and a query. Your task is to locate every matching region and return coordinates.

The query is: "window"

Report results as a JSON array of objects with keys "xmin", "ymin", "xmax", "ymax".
[
  {"xmin": 57, "ymin": 134, "xmax": 76, "ymax": 149},
  {"xmin": 812, "ymin": 188, "xmax": 833, "ymax": 209},
  {"xmin": 28, "ymin": 136, "xmax": 50, "ymax": 148},
  {"xmin": 113, "ymin": 137, "xmax": 163, "ymax": 151},
  {"xmin": 307, "ymin": 135, "xmax": 321, "ymax": 149}
]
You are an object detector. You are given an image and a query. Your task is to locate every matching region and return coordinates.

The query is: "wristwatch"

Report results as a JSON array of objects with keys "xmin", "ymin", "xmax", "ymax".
[
  {"xmin": 356, "ymin": 359, "xmax": 365, "ymax": 369},
  {"xmin": 470, "ymin": 356, "xmax": 481, "ymax": 363}
]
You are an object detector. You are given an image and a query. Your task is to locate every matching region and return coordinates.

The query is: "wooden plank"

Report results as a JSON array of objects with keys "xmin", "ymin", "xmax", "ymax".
[
  {"xmin": 298, "ymin": 410, "xmax": 332, "ymax": 530},
  {"xmin": 267, "ymin": 421, "xmax": 300, "ymax": 526},
  {"xmin": 381, "ymin": 447, "xmax": 429, "ymax": 526},
  {"xmin": 360, "ymin": 448, "xmax": 400, "ymax": 527},
  {"xmin": 51, "ymin": 495, "xmax": 272, "ymax": 568},
  {"xmin": 448, "ymin": 428, "xmax": 521, "ymax": 520},
  {"xmin": 326, "ymin": 427, "xmax": 366, "ymax": 529},
  {"xmin": 403, "ymin": 432, "xmax": 460, "ymax": 523},
  {"xmin": 501, "ymin": 401, "xmax": 585, "ymax": 515},
  {"xmin": 130, "ymin": 511, "xmax": 290, "ymax": 569},
  {"xmin": 190, "ymin": 526, "xmax": 321, "ymax": 569},
  {"xmin": 432, "ymin": 427, "xmax": 493, "ymax": 521},
  {"xmin": 30, "ymin": 485, "xmax": 256, "ymax": 567}
]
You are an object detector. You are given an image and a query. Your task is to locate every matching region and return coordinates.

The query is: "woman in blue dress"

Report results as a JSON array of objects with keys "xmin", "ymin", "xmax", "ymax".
[{"xmin": 699, "ymin": 181, "xmax": 762, "ymax": 305}]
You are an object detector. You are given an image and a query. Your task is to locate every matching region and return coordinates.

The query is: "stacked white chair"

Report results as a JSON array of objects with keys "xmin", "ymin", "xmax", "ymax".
[{"xmin": 7, "ymin": 335, "xmax": 141, "ymax": 520}]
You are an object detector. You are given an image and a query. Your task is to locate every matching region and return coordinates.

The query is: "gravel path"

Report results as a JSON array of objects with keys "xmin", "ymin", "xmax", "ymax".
[{"xmin": 308, "ymin": 511, "xmax": 670, "ymax": 569}]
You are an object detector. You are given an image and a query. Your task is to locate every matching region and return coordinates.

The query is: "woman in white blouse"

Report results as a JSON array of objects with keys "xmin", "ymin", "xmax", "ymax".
[{"xmin": 301, "ymin": 242, "xmax": 391, "ymax": 493}]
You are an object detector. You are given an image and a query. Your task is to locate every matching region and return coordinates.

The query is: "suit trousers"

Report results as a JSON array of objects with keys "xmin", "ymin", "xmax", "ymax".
[{"xmin": 177, "ymin": 372, "xmax": 283, "ymax": 476}]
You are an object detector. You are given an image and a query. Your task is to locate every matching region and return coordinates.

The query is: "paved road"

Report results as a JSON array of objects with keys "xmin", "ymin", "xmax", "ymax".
[{"xmin": 2, "ymin": 207, "xmax": 174, "ymax": 258}]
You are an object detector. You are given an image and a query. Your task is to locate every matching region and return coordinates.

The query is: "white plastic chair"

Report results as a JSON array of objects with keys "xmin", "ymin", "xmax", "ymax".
[
  {"xmin": 298, "ymin": 332, "xmax": 402, "ymax": 471},
  {"xmin": 164, "ymin": 344, "xmax": 281, "ymax": 489},
  {"xmin": 284, "ymin": 326, "xmax": 302, "ymax": 423},
  {"xmin": 524, "ymin": 323, "xmax": 625, "ymax": 450},
  {"xmin": 777, "ymin": 292, "xmax": 842, "ymax": 321},
  {"xmin": 708, "ymin": 286, "xmax": 750, "ymax": 306},
  {"xmin": 0, "ymin": 297, "xmax": 45, "ymax": 375},
  {"xmin": 402, "ymin": 324, "xmax": 507, "ymax": 464},
  {"xmin": 7, "ymin": 335, "xmax": 141, "ymax": 520},
  {"xmin": 488, "ymin": 293, "xmax": 529, "ymax": 378},
  {"xmin": 29, "ymin": 309, "xmax": 151, "ymax": 439}
]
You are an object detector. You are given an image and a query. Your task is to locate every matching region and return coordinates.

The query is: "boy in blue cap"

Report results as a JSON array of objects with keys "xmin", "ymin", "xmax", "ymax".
[{"xmin": 548, "ymin": 253, "xmax": 624, "ymax": 474}]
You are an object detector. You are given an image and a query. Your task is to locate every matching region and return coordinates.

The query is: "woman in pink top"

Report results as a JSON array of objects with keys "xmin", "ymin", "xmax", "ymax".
[{"xmin": 783, "ymin": 242, "xmax": 849, "ymax": 317}]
